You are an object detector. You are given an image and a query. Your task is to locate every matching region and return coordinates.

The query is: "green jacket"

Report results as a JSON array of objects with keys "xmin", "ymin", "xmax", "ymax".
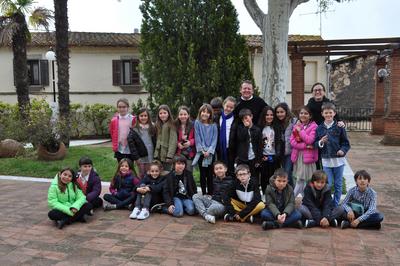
[
  {"xmin": 265, "ymin": 177, "xmax": 295, "ymax": 218},
  {"xmin": 47, "ymin": 175, "xmax": 87, "ymax": 216},
  {"xmin": 154, "ymin": 123, "xmax": 177, "ymax": 162}
]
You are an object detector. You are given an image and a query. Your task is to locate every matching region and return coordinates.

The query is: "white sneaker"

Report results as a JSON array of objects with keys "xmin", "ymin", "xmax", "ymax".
[
  {"xmin": 129, "ymin": 207, "xmax": 141, "ymax": 219},
  {"xmin": 137, "ymin": 208, "xmax": 150, "ymax": 220},
  {"xmin": 204, "ymin": 214, "xmax": 216, "ymax": 224}
]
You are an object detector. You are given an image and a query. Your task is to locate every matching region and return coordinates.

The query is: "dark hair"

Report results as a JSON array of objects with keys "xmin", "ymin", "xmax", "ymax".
[
  {"xmin": 274, "ymin": 102, "xmax": 294, "ymax": 128},
  {"xmin": 173, "ymin": 155, "xmax": 187, "ymax": 166},
  {"xmin": 354, "ymin": 170, "xmax": 371, "ymax": 183},
  {"xmin": 235, "ymin": 164, "xmax": 250, "ymax": 175},
  {"xmin": 273, "ymin": 168, "xmax": 288, "ymax": 179},
  {"xmin": 298, "ymin": 105, "xmax": 313, "ymax": 122},
  {"xmin": 111, "ymin": 158, "xmax": 133, "ymax": 187},
  {"xmin": 321, "ymin": 102, "xmax": 336, "ymax": 112},
  {"xmin": 311, "ymin": 170, "xmax": 328, "ymax": 183},
  {"xmin": 175, "ymin": 106, "xmax": 194, "ymax": 135},
  {"xmin": 135, "ymin": 107, "xmax": 156, "ymax": 137},
  {"xmin": 79, "ymin": 156, "xmax": 93, "ymax": 166},
  {"xmin": 238, "ymin": 108, "xmax": 252, "ymax": 120},
  {"xmin": 116, "ymin": 98, "xmax": 130, "ymax": 107},
  {"xmin": 210, "ymin": 97, "xmax": 223, "ymax": 109},
  {"xmin": 58, "ymin": 167, "xmax": 76, "ymax": 193},
  {"xmin": 197, "ymin": 103, "xmax": 214, "ymax": 124},
  {"xmin": 258, "ymin": 106, "xmax": 275, "ymax": 128},
  {"xmin": 156, "ymin": 104, "xmax": 175, "ymax": 134},
  {"xmin": 213, "ymin": 161, "xmax": 227, "ymax": 169},
  {"xmin": 310, "ymin": 82, "xmax": 326, "ymax": 93}
]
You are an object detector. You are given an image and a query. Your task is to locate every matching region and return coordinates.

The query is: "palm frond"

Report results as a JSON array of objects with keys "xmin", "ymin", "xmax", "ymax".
[
  {"xmin": 0, "ymin": 0, "xmax": 18, "ymax": 16},
  {"xmin": 0, "ymin": 16, "xmax": 19, "ymax": 45},
  {"xmin": 16, "ymin": 0, "xmax": 34, "ymax": 14},
  {"xmin": 29, "ymin": 7, "xmax": 53, "ymax": 30}
]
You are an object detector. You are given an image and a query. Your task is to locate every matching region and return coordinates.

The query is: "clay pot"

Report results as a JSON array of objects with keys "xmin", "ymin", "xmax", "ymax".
[
  {"xmin": 37, "ymin": 142, "xmax": 67, "ymax": 161},
  {"xmin": 0, "ymin": 139, "xmax": 25, "ymax": 158}
]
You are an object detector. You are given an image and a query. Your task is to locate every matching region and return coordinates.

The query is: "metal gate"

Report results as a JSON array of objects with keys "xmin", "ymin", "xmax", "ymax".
[{"xmin": 336, "ymin": 107, "xmax": 373, "ymax": 131}]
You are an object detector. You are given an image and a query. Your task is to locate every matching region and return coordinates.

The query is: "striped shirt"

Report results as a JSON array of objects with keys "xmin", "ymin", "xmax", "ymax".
[{"xmin": 342, "ymin": 186, "xmax": 378, "ymax": 222}]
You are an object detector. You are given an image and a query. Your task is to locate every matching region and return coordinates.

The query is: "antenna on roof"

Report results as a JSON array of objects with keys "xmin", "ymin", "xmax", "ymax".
[{"xmin": 299, "ymin": 6, "xmax": 334, "ymax": 36}]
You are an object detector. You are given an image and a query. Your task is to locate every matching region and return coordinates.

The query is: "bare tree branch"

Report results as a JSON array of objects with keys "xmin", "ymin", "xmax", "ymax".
[
  {"xmin": 244, "ymin": 0, "xmax": 265, "ymax": 30},
  {"xmin": 290, "ymin": 0, "xmax": 310, "ymax": 16}
]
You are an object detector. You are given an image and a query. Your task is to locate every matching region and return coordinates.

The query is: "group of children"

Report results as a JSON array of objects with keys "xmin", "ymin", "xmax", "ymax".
[{"xmin": 47, "ymin": 90, "xmax": 383, "ymax": 230}]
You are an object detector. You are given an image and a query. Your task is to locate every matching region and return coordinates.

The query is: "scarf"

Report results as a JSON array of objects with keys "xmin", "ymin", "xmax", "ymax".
[{"xmin": 219, "ymin": 112, "xmax": 234, "ymax": 162}]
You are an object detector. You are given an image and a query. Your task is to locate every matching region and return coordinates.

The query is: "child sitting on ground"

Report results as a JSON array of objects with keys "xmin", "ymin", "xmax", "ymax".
[
  {"xmin": 103, "ymin": 158, "xmax": 140, "ymax": 211},
  {"xmin": 129, "ymin": 161, "xmax": 165, "ymax": 220},
  {"xmin": 162, "ymin": 155, "xmax": 197, "ymax": 217},
  {"xmin": 300, "ymin": 170, "xmax": 337, "ymax": 228},
  {"xmin": 224, "ymin": 164, "xmax": 265, "ymax": 223},
  {"xmin": 261, "ymin": 168, "xmax": 302, "ymax": 230},
  {"xmin": 193, "ymin": 161, "xmax": 233, "ymax": 224},
  {"xmin": 48, "ymin": 167, "xmax": 92, "ymax": 229},
  {"xmin": 75, "ymin": 156, "xmax": 102, "ymax": 214},
  {"xmin": 335, "ymin": 170, "xmax": 384, "ymax": 229}
]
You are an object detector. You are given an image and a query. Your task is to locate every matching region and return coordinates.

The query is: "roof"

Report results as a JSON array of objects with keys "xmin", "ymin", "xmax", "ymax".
[
  {"xmin": 244, "ymin": 34, "xmax": 323, "ymax": 49},
  {"xmin": 26, "ymin": 31, "xmax": 141, "ymax": 47}
]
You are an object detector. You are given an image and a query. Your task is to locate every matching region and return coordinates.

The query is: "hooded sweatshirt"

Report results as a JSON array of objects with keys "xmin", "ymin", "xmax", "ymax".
[
  {"xmin": 302, "ymin": 182, "xmax": 334, "ymax": 223},
  {"xmin": 265, "ymin": 176, "xmax": 295, "ymax": 218}
]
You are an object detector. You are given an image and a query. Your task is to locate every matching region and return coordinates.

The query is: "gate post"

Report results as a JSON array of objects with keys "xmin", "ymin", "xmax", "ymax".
[{"xmin": 290, "ymin": 52, "xmax": 305, "ymax": 113}]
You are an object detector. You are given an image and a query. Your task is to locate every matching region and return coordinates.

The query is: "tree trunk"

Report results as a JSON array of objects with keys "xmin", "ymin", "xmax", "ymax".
[
  {"xmin": 12, "ymin": 13, "xmax": 30, "ymax": 120},
  {"xmin": 54, "ymin": 0, "xmax": 71, "ymax": 146}
]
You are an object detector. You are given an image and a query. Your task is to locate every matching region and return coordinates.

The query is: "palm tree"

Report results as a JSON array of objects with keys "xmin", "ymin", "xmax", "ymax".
[
  {"xmin": 0, "ymin": 0, "xmax": 52, "ymax": 119},
  {"xmin": 53, "ymin": 0, "xmax": 70, "ymax": 145}
]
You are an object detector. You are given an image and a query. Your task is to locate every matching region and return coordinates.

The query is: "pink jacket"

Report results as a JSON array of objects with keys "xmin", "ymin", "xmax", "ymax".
[
  {"xmin": 290, "ymin": 121, "xmax": 318, "ymax": 164},
  {"xmin": 109, "ymin": 114, "xmax": 136, "ymax": 152}
]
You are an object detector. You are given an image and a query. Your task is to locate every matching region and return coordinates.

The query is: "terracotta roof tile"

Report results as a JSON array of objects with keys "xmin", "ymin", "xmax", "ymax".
[{"xmin": 244, "ymin": 34, "xmax": 323, "ymax": 49}]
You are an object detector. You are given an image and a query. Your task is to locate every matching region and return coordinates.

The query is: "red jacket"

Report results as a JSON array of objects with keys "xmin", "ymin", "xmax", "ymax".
[
  {"xmin": 109, "ymin": 114, "xmax": 136, "ymax": 152},
  {"xmin": 290, "ymin": 121, "xmax": 318, "ymax": 164},
  {"xmin": 176, "ymin": 124, "xmax": 196, "ymax": 159}
]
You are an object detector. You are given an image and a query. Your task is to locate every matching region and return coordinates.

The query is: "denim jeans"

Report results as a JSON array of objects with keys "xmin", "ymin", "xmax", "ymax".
[
  {"xmin": 135, "ymin": 193, "xmax": 152, "ymax": 209},
  {"xmin": 283, "ymin": 154, "xmax": 294, "ymax": 188},
  {"xmin": 260, "ymin": 208, "xmax": 302, "ymax": 227},
  {"xmin": 171, "ymin": 197, "xmax": 195, "ymax": 217},
  {"xmin": 323, "ymin": 164, "xmax": 345, "ymax": 206},
  {"xmin": 332, "ymin": 206, "xmax": 384, "ymax": 229}
]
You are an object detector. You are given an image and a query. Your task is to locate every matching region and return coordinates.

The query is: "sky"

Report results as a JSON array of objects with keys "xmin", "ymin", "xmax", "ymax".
[{"xmin": 36, "ymin": 0, "xmax": 399, "ymax": 40}]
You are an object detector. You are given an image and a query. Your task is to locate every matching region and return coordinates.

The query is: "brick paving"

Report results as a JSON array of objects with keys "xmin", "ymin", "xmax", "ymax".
[{"xmin": 0, "ymin": 132, "xmax": 399, "ymax": 265}]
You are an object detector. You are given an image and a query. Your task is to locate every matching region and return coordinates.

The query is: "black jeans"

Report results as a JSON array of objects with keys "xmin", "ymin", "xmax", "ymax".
[
  {"xmin": 103, "ymin": 193, "xmax": 136, "ymax": 209},
  {"xmin": 89, "ymin": 197, "xmax": 103, "ymax": 209},
  {"xmin": 260, "ymin": 156, "xmax": 279, "ymax": 194},
  {"xmin": 199, "ymin": 155, "xmax": 214, "ymax": 195},
  {"xmin": 48, "ymin": 202, "xmax": 92, "ymax": 224}
]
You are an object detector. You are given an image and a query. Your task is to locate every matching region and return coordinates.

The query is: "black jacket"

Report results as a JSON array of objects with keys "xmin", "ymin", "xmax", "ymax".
[
  {"xmin": 235, "ymin": 124, "xmax": 263, "ymax": 164},
  {"xmin": 215, "ymin": 115, "xmax": 238, "ymax": 166},
  {"xmin": 225, "ymin": 177, "xmax": 262, "ymax": 219},
  {"xmin": 212, "ymin": 175, "xmax": 233, "ymax": 204},
  {"xmin": 138, "ymin": 174, "xmax": 166, "ymax": 194},
  {"xmin": 162, "ymin": 170, "xmax": 197, "ymax": 207},
  {"xmin": 302, "ymin": 183, "xmax": 334, "ymax": 223},
  {"xmin": 234, "ymin": 96, "xmax": 268, "ymax": 125},
  {"xmin": 127, "ymin": 128, "xmax": 149, "ymax": 160},
  {"xmin": 307, "ymin": 96, "xmax": 340, "ymax": 125}
]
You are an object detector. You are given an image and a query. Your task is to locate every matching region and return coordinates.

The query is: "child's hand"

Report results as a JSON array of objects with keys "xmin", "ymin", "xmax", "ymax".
[
  {"xmin": 234, "ymin": 214, "xmax": 241, "ymax": 221},
  {"xmin": 306, "ymin": 145, "xmax": 313, "ymax": 149},
  {"xmin": 203, "ymin": 151, "xmax": 209, "ymax": 158},
  {"xmin": 178, "ymin": 142, "xmax": 184, "ymax": 150},
  {"xmin": 321, "ymin": 135, "xmax": 328, "ymax": 143},
  {"xmin": 70, "ymin": 208, "xmax": 78, "ymax": 214},
  {"xmin": 351, "ymin": 218, "xmax": 360, "ymax": 228},
  {"xmin": 183, "ymin": 140, "xmax": 190, "ymax": 148},
  {"xmin": 320, "ymin": 217, "xmax": 329, "ymax": 227},
  {"xmin": 347, "ymin": 211, "xmax": 355, "ymax": 222},
  {"xmin": 277, "ymin": 213, "xmax": 286, "ymax": 224},
  {"xmin": 337, "ymin": 121, "xmax": 346, "ymax": 128},
  {"xmin": 168, "ymin": 205, "xmax": 175, "ymax": 214},
  {"xmin": 337, "ymin": 150, "xmax": 344, "ymax": 156}
]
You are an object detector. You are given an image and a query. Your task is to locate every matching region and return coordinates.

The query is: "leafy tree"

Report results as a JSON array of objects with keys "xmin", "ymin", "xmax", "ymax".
[
  {"xmin": 244, "ymin": 0, "xmax": 351, "ymax": 106},
  {"xmin": 140, "ymin": 0, "xmax": 253, "ymax": 116},
  {"xmin": 0, "ymin": 0, "xmax": 52, "ymax": 119}
]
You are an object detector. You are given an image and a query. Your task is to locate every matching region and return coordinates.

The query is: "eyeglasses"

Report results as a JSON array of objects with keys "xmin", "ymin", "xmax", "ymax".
[
  {"xmin": 237, "ymin": 172, "xmax": 249, "ymax": 177},
  {"xmin": 313, "ymin": 89, "xmax": 323, "ymax": 92}
]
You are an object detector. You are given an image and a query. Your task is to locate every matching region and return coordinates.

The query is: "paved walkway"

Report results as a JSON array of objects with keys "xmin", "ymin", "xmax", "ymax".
[{"xmin": 0, "ymin": 132, "xmax": 399, "ymax": 265}]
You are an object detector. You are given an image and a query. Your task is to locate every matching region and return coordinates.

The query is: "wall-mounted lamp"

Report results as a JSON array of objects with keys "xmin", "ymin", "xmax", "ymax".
[
  {"xmin": 45, "ymin": 47, "xmax": 56, "ymax": 102},
  {"xmin": 377, "ymin": 68, "xmax": 389, "ymax": 82}
]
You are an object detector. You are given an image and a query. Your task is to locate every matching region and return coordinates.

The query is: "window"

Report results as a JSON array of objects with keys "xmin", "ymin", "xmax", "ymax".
[
  {"xmin": 27, "ymin": 60, "xmax": 49, "ymax": 86},
  {"xmin": 112, "ymin": 59, "xmax": 140, "ymax": 86}
]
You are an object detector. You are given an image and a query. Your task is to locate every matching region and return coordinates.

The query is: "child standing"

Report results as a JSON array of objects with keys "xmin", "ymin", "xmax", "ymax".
[
  {"xmin": 261, "ymin": 168, "xmax": 302, "ymax": 230},
  {"xmin": 274, "ymin": 102, "xmax": 297, "ymax": 187},
  {"xmin": 216, "ymin": 96, "xmax": 238, "ymax": 175},
  {"xmin": 193, "ymin": 161, "xmax": 233, "ymax": 224},
  {"xmin": 236, "ymin": 108, "xmax": 262, "ymax": 185},
  {"xmin": 224, "ymin": 164, "xmax": 265, "ymax": 223},
  {"xmin": 75, "ymin": 156, "xmax": 103, "ymax": 213},
  {"xmin": 129, "ymin": 161, "xmax": 165, "ymax": 220},
  {"xmin": 128, "ymin": 107, "xmax": 156, "ymax": 179},
  {"xmin": 109, "ymin": 98, "xmax": 136, "ymax": 162},
  {"xmin": 300, "ymin": 170, "xmax": 337, "ymax": 228},
  {"xmin": 335, "ymin": 170, "xmax": 384, "ymax": 229},
  {"xmin": 258, "ymin": 106, "xmax": 278, "ymax": 193},
  {"xmin": 193, "ymin": 104, "xmax": 218, "ymax": 195},
  {"xmin": 290, "ymin": 106, "xmax": 318, "ymax": 197},
  {"xmin": 175, "ymin": 106, "xmax": 196, "ymax": 172},
  {"xmin": 154, "ymin": 105, "xmax": 177, "ymax": 172},
  {"xmin": 315, "ymin": 102, "xmax": 350, "ymax": 206},
  {"xmin": 48, "ymin": 167, "xmax": 92, "ymax": 229},
  {"xmin": 162, "ymin": 156, "xmax": 197, "ymax": 217},
  {"xmin": 103, "ymin": 158, "xmax": 140, "ymax": 211}
]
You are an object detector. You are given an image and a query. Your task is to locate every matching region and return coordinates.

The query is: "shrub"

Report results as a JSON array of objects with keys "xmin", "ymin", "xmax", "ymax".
[{"xmin": 83, "ymin": 103, "xmax": 116, "ymax": 136}]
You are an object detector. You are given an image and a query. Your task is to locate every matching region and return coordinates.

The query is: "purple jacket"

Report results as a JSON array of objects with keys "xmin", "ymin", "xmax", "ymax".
[
  {"xmin": 290, "ymin": 121, "xmax": 318, "ymax": 164},
  {"xmin": 75, "ymin": 169, "xmax": 102, "ymax": 203}
]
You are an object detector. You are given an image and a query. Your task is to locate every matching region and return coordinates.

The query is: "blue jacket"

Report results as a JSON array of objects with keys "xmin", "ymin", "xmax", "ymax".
[{"xmin": 315, "ymin": 122, "xmax": 350, "ymax": 159}]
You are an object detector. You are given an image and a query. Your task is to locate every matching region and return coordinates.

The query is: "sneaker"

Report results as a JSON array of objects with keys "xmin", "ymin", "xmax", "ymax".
[
  {"xmin": 223, "ymin": 213, "xmax": 234, "ymax": 222},
  {"xmin": 292, "ymin": 220, "xmax": 303, "ymax": 229},
  {"xmin": 79, "ymin": 215, "xmax": 88, "ymax": 223},
  {"xmin": 341, "ymin": 220, "xmax": 350, "ymax": 229},
  {"xmin": 247, "ymin": 215, "xmax": 254, "ymax": 224},
  {"xmin": 150, "ymin": 203, "xmax": 165, "ymax": 214},
  {"xmin": 103, "ymin": 203, "xmax": 117, "ymax": 211},
  {"xmin": 330, "ymin": 219, "xmax": 338, "ymax": 228},
  {"xmin": 129, "ymin": 207, "xmax": 141, "ymax": 219},
  {"xmin": 261, "ymin": 221, "xmax": 275, "ymax": 230},
  {"xmin": 204, "ymin": 214, "xmax": 216, "ymax": 224},
  {"xmin": 304, "ymin": 219, "xmax": 317, "ymax": 228},
  {"xmin": 137, "ymin": 209, "xmax": 150, "ymax": 220},
  {"xmin": 56, "ymin": 219, "xmax": 67, "ymax": 230},
  {"xmin": 88, "ymin": 209, "xmax": 94, "ymax": 216}
]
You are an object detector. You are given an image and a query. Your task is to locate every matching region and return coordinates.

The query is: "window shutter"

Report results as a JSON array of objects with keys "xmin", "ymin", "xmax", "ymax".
[
  {"xmin": 131, "ymin": 59, "xmax": 140, "ymax": 85},
  {"xmin": 112, "ymin": 60, "xmax": 121, "ymax": 85},
  {"xmin": 40, "ymin": 60, "xmax": 49, "ymax": 86}
]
